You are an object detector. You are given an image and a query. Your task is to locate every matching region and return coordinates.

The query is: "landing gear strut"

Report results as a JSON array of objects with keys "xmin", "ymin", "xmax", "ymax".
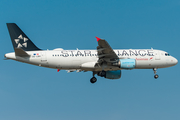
[
  {"xmin": 153, "ymin": 68, "xmax": 159, "ymax": 79},
  {"xmin": 98, "ymin": 70, "xmax": 106, "ymax": 77},
  {"xmin": 90, "ymin": 72, "xmax": 97, "ymax": 83}
]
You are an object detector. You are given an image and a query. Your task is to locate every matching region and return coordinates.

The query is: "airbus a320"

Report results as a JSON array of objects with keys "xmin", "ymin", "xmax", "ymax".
[{"xmin": 4, "ymin": 23, "xmax": 178, "ymax": 83}]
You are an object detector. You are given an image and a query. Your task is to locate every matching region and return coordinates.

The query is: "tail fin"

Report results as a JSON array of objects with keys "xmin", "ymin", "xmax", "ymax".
[{"xmin": 6, "ymin": 23, "xmax": 41, "ymax": 51}]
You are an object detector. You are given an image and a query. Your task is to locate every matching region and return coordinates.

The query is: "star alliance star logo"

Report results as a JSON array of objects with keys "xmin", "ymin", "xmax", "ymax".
[{"xmin": 14, "ymin": 34, "xmax": 28, "ymax": 48}]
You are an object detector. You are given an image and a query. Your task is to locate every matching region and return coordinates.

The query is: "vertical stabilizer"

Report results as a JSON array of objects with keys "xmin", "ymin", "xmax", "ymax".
[{"xmin": 6, "ymin": 23, "xmax": 41, "ymax": 51}]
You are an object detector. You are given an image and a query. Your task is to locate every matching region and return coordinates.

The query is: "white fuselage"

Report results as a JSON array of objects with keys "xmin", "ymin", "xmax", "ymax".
[{"xmin": 5, "ymin": 49, "xmax": 178, "ymax": 71}]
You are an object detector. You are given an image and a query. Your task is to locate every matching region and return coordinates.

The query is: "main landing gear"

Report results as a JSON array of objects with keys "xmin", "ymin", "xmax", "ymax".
[
  {"xmin": 98, "ymin": 70, "xmax": 106, "ymax": 77},
  {"xmin": 153, "ymin": 68, "xmax": 159, "ymax": 79},
  {"xmin": 90, "ymin": 71, "xmax": 97, "ymax": 83},
  {"xmin": 90, "ymin": 77, "xmax": 97, "ymax": 83},
  {"xmin": 90, "ymin": 71, "xmax": 106, "ymax": 84}
]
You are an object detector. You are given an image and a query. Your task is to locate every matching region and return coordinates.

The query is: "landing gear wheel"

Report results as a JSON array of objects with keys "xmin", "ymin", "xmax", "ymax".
[
  {"xmin": 153, "ymin": 68, "xmax": 159, "ymax": 79},
  {"xmin": 100, "ymin": 70, "xmax": 106, "ymax": 77},
  {"xmin": 154, "ymin": 74, "xmax": 159, "ymax": 79},
  {"xmin": 90, "ymin": 77, "xmax": 97, "ymax": 83}
]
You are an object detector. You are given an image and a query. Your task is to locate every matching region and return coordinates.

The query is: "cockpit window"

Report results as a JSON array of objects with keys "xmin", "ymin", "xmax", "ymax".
[{"xmin": 165, "ymin": 53, "xmax": 170, "ymax": 56}]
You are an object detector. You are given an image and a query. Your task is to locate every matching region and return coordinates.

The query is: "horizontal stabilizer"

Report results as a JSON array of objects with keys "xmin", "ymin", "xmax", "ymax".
[{"xmin": 15, "ymin": 48, "xmax": 30, "ymax": 57}]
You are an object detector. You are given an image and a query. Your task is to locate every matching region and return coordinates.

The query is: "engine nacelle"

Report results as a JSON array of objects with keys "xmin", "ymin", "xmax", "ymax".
[
  {"xmin": 105, "ymin": 70, "xmax": 121, "ymax": 79},
  {"xmin": 113, "ymin": 59, "xmax": 136, "ymax": 69}
]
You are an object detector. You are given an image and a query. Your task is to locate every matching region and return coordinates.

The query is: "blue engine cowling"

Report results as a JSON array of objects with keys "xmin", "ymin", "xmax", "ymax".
[
  {"xmin": 105, "ymin": 70, "xmax": 121, "ymax": 79},
  {"xmin": 119, "ymin": 59, "xmax": 136, "ymax": 69}
]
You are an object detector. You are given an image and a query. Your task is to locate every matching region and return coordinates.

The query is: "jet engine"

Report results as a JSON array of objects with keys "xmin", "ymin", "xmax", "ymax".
[
  {"xmin": 105, "ymin": 70, "xmax": 121, "ymax": 79},
  {"xmin": 97, "ymin": 70, "xmax": 121, "ymax": 79},
  {"xmin": 113, "ymin": 59, "xmax": 136, "ymax": 69}
]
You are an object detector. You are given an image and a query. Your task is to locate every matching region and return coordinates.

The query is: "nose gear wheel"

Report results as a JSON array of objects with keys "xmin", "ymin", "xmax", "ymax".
[{"xmin": 153, "ymin": 68, "xmax": 159, "ymax": 79}]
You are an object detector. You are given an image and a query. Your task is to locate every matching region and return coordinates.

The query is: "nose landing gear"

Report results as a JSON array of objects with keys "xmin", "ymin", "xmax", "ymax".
[
  {"xmin": 154, "ymin": 74, "xmax": 159, "ymax": 79},
  {"xmin": 153, "ymin": 68, "xmax": 159, "ymax": 79}
]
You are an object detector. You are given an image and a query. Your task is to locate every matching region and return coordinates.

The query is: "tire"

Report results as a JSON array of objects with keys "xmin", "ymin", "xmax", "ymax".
[
  {"xmin": 154, "ymin": 74, "xmax": 159, "ymax": 79},
  {"xmin": 101, "ymin": 70, "xmax": 106, "ymax": 77},
  {"xmin": 90, "ymin": 77, "xmax": 97, "ymax": 83}
]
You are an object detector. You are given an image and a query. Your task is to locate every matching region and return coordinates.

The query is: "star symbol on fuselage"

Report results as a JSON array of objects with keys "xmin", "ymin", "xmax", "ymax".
[{"xmin": 14, "ymin": 34, "xmax": 28, "ymax": 48}]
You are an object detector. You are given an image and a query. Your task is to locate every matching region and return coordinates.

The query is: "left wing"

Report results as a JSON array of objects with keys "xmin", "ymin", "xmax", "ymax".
[{"xmin": 95, "ymin": 36, "xmax": 119, "ymax": 64}]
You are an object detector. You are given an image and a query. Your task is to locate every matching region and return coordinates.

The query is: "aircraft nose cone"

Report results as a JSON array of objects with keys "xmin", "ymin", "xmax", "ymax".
[
  {"xmin": 172, "ymin": 57, "xmax": 178, "ymax": 65},
  {"xmin": 174, "ymin": 58, "xmax": 178, "ymax": 65}
]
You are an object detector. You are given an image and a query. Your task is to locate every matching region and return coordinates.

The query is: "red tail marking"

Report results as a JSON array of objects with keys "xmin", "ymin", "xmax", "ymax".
[
  {"xmin": 57, "ymin": 69, "xmax": 60, "ymax": 72},
  {"xmin": 95, "ymin": 36, "xmax": 101, "ymax": 41}
]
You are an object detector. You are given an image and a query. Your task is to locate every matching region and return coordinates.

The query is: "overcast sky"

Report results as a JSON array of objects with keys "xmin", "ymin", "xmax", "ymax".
[{"xmin": 0, "ymin": 0, "xmax": 180, "ymax": 120}]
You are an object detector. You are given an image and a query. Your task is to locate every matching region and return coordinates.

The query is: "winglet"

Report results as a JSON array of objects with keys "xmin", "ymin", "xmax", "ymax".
[{"xmin": 95, "ymin": 36, "xmax": 101, "ymax": 41}]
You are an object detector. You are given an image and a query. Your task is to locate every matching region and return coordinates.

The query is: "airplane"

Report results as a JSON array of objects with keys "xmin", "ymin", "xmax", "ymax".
[{"xmin": 4, "ymin": 23, "xmax": 178, "ymax": 83}]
